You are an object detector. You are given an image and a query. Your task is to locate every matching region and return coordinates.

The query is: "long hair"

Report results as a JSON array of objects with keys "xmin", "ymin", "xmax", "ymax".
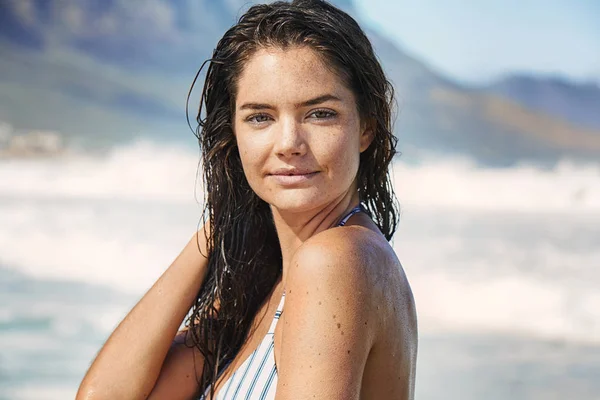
[{"xmin": 186, "ymin": 0, "xmax": 399, "ymax": 396}]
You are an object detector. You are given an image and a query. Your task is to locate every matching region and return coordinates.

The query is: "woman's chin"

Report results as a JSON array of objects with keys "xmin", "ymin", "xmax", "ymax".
[{"xmin": 266, "ymin": 192, "xmax": 327, "ymax": 215}]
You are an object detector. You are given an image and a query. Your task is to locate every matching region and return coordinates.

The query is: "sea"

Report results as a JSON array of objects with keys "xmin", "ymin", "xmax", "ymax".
[{"xmin": 1, "ymin": 140, "xmax": 599, "ymax": 399}]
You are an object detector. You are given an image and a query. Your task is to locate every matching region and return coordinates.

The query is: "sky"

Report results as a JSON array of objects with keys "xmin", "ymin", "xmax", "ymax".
[{"xmin": 354, "ymin": 0, "xmax": 600, "ymax": 84}]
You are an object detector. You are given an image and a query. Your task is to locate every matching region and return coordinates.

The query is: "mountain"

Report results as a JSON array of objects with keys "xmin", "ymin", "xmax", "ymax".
[
  {"xmin": 368, "ymin": 33, "xmax": 600, "ymax": 165},
  {"xmin": 487, "ymin": 75, "xmax": 600, "ymax": 130},
  {"xmin": 0, "ymin": 0, "xmax": 599, "ymax": 166}
]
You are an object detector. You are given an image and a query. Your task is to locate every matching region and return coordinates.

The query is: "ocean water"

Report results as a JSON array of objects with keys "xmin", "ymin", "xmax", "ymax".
[{"xmin": 1, "ymin": 141, "xmax": 599, "ymax": 399}]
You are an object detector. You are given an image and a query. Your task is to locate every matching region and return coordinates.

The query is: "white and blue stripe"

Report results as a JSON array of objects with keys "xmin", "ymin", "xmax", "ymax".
[{"xmin": 200, "ymin": 294, "xmax": 285, "ymax": 400}]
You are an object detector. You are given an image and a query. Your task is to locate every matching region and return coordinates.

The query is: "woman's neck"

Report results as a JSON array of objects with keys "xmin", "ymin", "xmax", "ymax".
[{"xmin": 270, "ymin": 190, "xmax": 361, "ymax": 290}]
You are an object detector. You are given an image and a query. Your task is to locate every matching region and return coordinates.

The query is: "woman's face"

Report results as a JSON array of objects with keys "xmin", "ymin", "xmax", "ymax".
[{"xmin": 233, "ymin": 46, "xmax": 372, "ymax": 213}]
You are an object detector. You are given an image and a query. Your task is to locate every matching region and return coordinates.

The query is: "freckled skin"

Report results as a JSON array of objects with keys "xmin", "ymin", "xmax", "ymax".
[{"xmin": 233, "ymin": 47, "xmax": 371, "ymax": 216}]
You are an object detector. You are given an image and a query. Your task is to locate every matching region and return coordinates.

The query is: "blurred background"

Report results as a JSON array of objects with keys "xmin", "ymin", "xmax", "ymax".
[{"xmin": 1, "ymin": 0, "xmax": 599, "ymax": 399}]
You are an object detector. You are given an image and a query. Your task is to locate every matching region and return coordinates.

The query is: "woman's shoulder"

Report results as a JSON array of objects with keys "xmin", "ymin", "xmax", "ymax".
[
  {"xmin": 282, "ymin": 225, "xmax": 415, "ymax": 362},
  {"xmin": 292, "ymin": 224, "xmax": 398, "ymax": 279},
  {"xmin": 287, "ymin": 225, "xmax": 402, "ymax": 304},
  {"xmin": 287, "ymin": 224, "xmax": 415, "ymax": 332},
  {"xmin": 276, "ymin": 228, "xmax": 411, "ymax": 397}
]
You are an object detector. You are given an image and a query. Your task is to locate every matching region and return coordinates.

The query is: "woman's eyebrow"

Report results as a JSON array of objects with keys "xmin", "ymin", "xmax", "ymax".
[
  {"xmin": 239, "ymin": 94, "xmax": 342, "ymax": 111},
  {"xmin": 299, "ymin": 94, "xmax": 342, "ymax": 107}
]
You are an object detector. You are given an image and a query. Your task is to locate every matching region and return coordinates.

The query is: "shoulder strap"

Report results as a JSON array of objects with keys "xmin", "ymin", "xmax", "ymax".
[
  {"xmin": 337, "ymin": 205, "xmax": 364, "ymax": 227},
  {"xmin": 267, "ymin": 293, "xmax": 286, "ymax": 334}
]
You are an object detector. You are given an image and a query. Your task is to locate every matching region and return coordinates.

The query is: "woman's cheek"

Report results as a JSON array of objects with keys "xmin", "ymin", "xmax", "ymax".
[
  {"xmin": 327, "ymin": 136, "xmax": 357, "ymax": 170},
  {"xmin": 239, "ymin": 149, "xmax": 270, "ymax": 197}
]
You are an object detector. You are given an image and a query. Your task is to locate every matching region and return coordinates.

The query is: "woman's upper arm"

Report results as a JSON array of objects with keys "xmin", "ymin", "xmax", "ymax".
[
  {"xmin": 148, "ymin": 329, "xmax": 204, "ymax": 400},
  {"xmin": 274, "ymin": 231, "xmax": 377, "ymax": 400}
]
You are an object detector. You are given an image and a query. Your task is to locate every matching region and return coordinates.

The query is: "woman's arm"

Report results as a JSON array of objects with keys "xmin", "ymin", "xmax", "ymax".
[
  {"xmin": 275, "ymin": 229, "xmax": 375, "ymax": 399},
  {"xmin": 77, "ymin": 228, "xmax": 211, "ymax": 400},
  {"xmin": 275, "ymin": 227, "xmax": 416, "ymax": 400},
  {"xmin": 146, "ymin": 328, "xmax": 206, "ymax": 399}
]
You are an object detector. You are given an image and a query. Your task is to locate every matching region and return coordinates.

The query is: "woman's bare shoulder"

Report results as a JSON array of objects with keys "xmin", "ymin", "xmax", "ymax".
[
  {"xmin": 289, "ymin": 224, "xmax": 415, "ymax": 336},
  {"xmin": 286, "ymin": 225, "xmax": 403, "ymax": 310},
  {"xmin": 292, "ymin": 224, "xmax": 400, "ymax": 282}
]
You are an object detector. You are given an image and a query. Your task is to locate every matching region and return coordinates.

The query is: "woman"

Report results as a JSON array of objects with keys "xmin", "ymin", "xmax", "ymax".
[{"xmin": 77, "ymin": 0, "xmax": 417, "ymax": 399}]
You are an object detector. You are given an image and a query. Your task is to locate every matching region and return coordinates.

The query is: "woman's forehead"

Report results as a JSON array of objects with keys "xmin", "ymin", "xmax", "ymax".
[{"xmin": 235, "ymin": 46, "xmax": 353, "ymax": 106}]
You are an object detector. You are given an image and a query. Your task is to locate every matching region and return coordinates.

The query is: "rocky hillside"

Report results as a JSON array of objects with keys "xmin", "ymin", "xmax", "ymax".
[{"xmin": 0, "ymin": 0, "xmax": 598, "ymax": 165}]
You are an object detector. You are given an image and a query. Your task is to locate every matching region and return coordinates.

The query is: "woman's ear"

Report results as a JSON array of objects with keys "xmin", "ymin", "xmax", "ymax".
[{"xmin": 359, "ymin": 118, "xmax": 376, "ymax": 153}]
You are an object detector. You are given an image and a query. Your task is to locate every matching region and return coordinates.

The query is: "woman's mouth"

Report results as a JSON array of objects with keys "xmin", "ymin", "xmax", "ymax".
[{"xmin": 268, "ymin": 171, "xmax": 319, "ymax": 186}]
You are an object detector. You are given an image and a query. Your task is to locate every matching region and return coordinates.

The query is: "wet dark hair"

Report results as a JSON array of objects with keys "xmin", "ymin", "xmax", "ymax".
[{"xmin": 185, "ymin": 0, "xmax": 399, "ymax": 396}]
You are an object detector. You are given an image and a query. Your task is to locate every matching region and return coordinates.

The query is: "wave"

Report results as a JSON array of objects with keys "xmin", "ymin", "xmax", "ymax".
[
  {"xmin": 1, "ymin": 140, "xmax": 599, "ymax": 211},
  {"xmin": 391, "ymin": 155, "xmax": 600, "ymax": 213},
  {"xmin": 0, "ymin": 140, "xmax": 203, "ymax": 203},
  {"xmin": 409, "ymin": 269, "xmax": 600, "ymax": 344},
  {"xmin": 1, "ymin": 140, "xmax": 599, "ymax": 344}
]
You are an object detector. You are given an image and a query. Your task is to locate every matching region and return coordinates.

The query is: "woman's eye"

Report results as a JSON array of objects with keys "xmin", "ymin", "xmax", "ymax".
[
  {"xmin": 309, "ymin": 109, "xmax": 337, "ymax": 119},
  {"xmin": 246, "ymin": 114, "xmax": 271, "ymax": 124}
]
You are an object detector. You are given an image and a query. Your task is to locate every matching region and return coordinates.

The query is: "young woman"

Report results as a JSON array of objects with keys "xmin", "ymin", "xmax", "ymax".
[{"xmin": 77, "ymin": 1, "xmax": 417, "ymax": 399}]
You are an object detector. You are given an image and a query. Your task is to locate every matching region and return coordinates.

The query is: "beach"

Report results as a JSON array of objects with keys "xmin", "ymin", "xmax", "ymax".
[{"xmin": 1, "ymin": 141, "xmax": 599, "ymax": 399}]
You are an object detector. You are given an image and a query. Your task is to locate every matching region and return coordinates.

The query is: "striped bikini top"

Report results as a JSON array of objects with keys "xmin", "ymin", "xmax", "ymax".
[{"xmin": 199, "ymin": 205, "xmax": 364, "ymax": 400}]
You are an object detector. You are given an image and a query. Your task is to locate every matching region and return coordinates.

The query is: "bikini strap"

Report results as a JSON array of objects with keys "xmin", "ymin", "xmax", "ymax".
[
  {"xmin": 267, "ymin": 293, "xmax": 286, "ymax": 334},
  {"xmin": 337, "ymin": 205, "xmax": 364, "ymax": 227}
]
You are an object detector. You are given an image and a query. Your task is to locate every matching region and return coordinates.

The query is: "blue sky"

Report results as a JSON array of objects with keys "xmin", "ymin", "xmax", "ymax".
[{"xmin": 354, "ymin": 0, "xmax": 600, "ymax": 84}]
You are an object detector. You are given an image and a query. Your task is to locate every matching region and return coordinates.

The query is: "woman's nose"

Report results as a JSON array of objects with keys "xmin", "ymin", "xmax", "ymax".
[{"xmin": 273, "ymin": 118, "xmax": 307, "ymax": 158}]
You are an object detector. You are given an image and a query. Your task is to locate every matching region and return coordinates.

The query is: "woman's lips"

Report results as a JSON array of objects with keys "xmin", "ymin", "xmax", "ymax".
[{"xmin": 268, "ymin": 171, "xmax": 319, "ymax": 185}]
